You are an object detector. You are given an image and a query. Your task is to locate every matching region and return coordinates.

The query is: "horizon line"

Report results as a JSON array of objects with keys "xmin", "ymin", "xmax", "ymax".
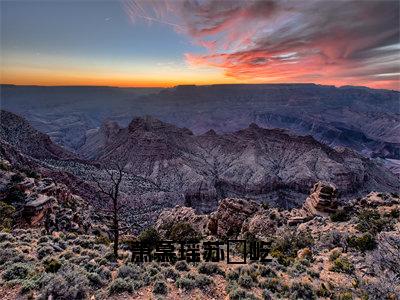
[{"xmin": 1, "ymin": 82, "xmax": 399, "ymax": 92}]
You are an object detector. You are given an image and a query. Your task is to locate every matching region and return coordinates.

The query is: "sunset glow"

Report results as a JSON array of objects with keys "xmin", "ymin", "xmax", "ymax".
[{"xmin": 1, "ymin": 0, "xmax": 399, "ymax": 89}]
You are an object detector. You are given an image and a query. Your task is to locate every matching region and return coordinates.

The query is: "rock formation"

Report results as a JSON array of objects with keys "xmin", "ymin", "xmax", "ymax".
[{"xmin": 302, "ymin": 181, "xmax": 339, "ymax": 217}]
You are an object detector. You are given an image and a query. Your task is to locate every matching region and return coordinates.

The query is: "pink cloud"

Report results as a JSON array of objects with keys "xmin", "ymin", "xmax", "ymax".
[{"xmin": 123, "ymin": 0, "xmax": 400, "ymax": 90}]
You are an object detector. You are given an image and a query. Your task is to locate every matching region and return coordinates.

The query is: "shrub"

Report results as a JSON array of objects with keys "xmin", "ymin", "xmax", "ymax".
[
  {"xmin": 147, "ymin": 267, "xmax": 160, "ymax": 276},
  {"xmin": 259, "ymin": 265, "xmax": 277, "ymax": 278},
  {"xmin": 11, "ymin": 173, "xmax": 24, "ymax": 183},
  {"xmin": 0, "ymin": 160, "xmax": 11, "ymax": 171},
  {"xmin": 258, "ymin": 278, "xmax": 282, "ymax": 293},
  {"xmin": 87, "ymin": 272, "xmax": 104, "ymax": 287},
  {"xmin": 4, "ymin": 187, "xmax": 25, "ymax": 205},
  {"xmin": 153, "ymin": 280, "xmax": 168, "ymax": 295},
  {"xmin": 389, "ymin": 208, "xmax": 399, "ymax": 219},
  {"xmin": 228, "ymin": 287, "xmax": 258, "ymax": 300},
  {"xmin": 40, "ymin": 265, "xmax": 89, "ymax": 300},
  {"xmin": 21, "ymin": 277, "xmax": 40, "ymax": 294},
  {"xmin": 0, "ymin": 248, "xmax": 24, "ymax": 265},
  {"xmin": 271, "ymin": 231, "xmax": 314, "ymax": 266},
  {"xmin": 0, "ymin": 201, "xmax": 15, "ymax": 231},
  {"xmin": 262, "ymin": 289, "xmax": 273, "ymax": 300},
  {"xmin": 175, "ymin": 260, "xmax": 189, "ymax": 271},
  {"xmin": 290, "ymin": 282, "xmax": 316, "ymax": 300},
  {"xmin": 162, "ymin": 267, "xmax": 180, "ymax": 280},
  {"xmin": 329, "ymin": 250, "xmax": 341, "ymax": 261},
  {"xmin": 21, "ymin": 168, "xmax": 40, "ymax": 179},
  {"xmin": 176, "ymin": 276, "xmax": 196, "ymax": 291},
  {"xmin": 198, "ymin": 262, "xmax": 225, "ymax": 276},
  {"xmin": 117, "ymin": 264, "xmax": 141, "ymax": 280},
  {"xmin": 238, "ymin": 274, "xmax": 253, "ymax": 289},
  {"xmin": 2, "ymin": 263, "xmax": 31, "ymax": 281},
  {"xmin": 348, "ymin": 233, "xmax": 376, "ymax": 252},
  {"xmin": 330, "ymin": 209, "xmax": 350, "ymax": 222},
  {"xmin": 109, "ymin": 278, "xmax": 133, "ymax": 294},
  {"xmin": 94, "ymin": 235, "xmax": 111, "ymax": 245},
  {"xmin": 167, "ymin": 222, "xmax": 201, "ymax": 243},
  {"xmin": 43, "ymin": 258, "xmax": 62, "ymax": 273},
  {"xmin": 0, "ymin": 232, "xmax": 15, "ymax": 242},
  {"xmin": 330, "ymin": 257, "xmax": 354, "ymax": 274},
  {"xmin": 37, "ymin": 245, "xmax": 54, "ymax": 260},
  {"xmin": 337, "ymin": 291, "xmax": 353, "ymax": 300},
  {"xmin": 226, "ymin": 270, "xmax": 240, "ymax": 281},
  {"xmin": 356, "ymin": 209, "xmax": 392, "ymax": 234},
  {"xmin": 95, "ymin": 266, "xmax": 112, "ymax": 281},
  {"xmin": 137, "ymin": 227, "xmax": 160, "ymax": 249}
]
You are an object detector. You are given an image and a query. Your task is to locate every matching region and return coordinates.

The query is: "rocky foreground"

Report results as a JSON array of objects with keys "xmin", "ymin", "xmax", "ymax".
[{"xmin": 0, "ymin": 159, "xmax": 399, "ymax": 300}]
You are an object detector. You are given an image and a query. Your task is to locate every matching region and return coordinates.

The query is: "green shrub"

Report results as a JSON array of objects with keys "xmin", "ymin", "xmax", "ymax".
[
  {"xmin": 258, "ymin": 278, "xmax": 282, "ymax": 293},
  {"xmin": 329, "ymin": 250, "xmax": 341, "ymax": 261},
  {"xmin": 193, "ymin": 274, "xmax": 213, "ymax": 290},
  {"xmin": 176, "ymin": 276, "xmax": 196, "ymax": 291},
  {"xmin": 0, "ymin": 248, "xmax": 24, "ymax": 265},
  {"xmin": 226, "ymin": 270, "xmax": 240, "ymax": 281},
  {"xmin": 109, "ymin": 278, "xmax": 133, "ymax": 294},
  {"xmin": 37, "ymin": 245, "xmax": 54, "ymax": 260},
  {"xmin": 162, "ymin": 267, "xmax": 180, "ymax": 280},
  {"xmin": 153, "ymin": 280, "xmax": 168, "ymax": 295},
  {"xmin": 330, "ymin": 257, "xmax": 354, "ymax": 274},
  {"xmin": 270, "ymin": 231, "xmax": 314, "ymax": 266},
  {"xmin": 87, "ymin": 272, "xmax": 104, "ymax": 287},
  {"xmin": 198, "ymin": 262, "xmax": 225, "ymax": 276},
  {"xmin": 259, "ymin": 265, "xmax": 277, "ymax": 278},
  {"xmin": 43, "ymin": 258, "xmax": 62, "ymax": 273},
  {"xmin": 330, "ymin": 209, "xmax": 350, "ymax": 222},
  {"xmin": 175, "ymin": 260, "xmax": 189, "ymax": 271},
  {"xmin": 228, "ymin": 287, "xmax": 258, "ymax": 300},
  {"xmin": 117, "ymin": 264, "xmax": 141, "ymax": 280},
  {"xmin": 356, "ymin": 209, "xmax": 392, "ymax": 234},
  {"xmin": 290, "ymin": 282, "xmax": 316, "ymax": 300},
  {"xmin": 167, "ymin": 222, "xmax": 201, "ymax": 243},
  {"xmin": 2, "ymin": 263, "xmax": 31, "ymax": 281},
  {"xmin": 137, "ymin": 227, "xmax": 160, "ymax": 249},
  {"xmin": 94, "ymin": 235, "xmax": 111, "ymax": 245},
  {"xmin": 238, "ymin": 274, "xmax": 253, "ymax": 289},
  {"xmin": 337, "ymin": 291, "xmax": 353, "ymax": 300},
  {"xmin": 0, "ymin": 201, "xmax": 15, "ymax": 232},
  {"xmin": 348, "ymin": 233, "xmax": 376, "ymax": 252},
  {"xmin": 40, "ymin": 265, "xmax": 89, "ymax": 299}
]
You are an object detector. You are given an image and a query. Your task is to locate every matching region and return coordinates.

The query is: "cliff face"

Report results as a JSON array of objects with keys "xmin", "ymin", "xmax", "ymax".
[
  {"xmin": 0, "ymin": 110, "xmax": 75, "ymax": 160},
  {"xmin": 80, "ymin": 116, "xmax": 399, "ymax": 212}
]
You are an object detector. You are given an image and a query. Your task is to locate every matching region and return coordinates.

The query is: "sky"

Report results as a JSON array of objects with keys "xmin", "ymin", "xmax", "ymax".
[{"xmin": 1, "ymin": 0, "xmax": 399, "ymax": 90}]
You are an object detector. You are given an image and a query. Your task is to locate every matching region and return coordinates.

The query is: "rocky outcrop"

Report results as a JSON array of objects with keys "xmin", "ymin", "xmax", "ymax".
[
  {"xmin": 0, "ymin": 110, "xmax": 75, "ymax": 160},
  {"xmin": 154, "ymin": 206, "xmax": 209, "ymax": 237},
  {"xmin": 207, "ymin": 198, "xmax": 260, "ymax": 238},
  {"xmin": 302, "ymin": 181, "xmax": 339, "ymax": 217},
  {"xmin": 240, "ymin": 209, "xmax": 284, "ymax": 239}
]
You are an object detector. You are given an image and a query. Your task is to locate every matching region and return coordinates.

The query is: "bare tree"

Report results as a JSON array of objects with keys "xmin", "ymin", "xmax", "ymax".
[{"xmin": 90, "ymin": 161, "xmax": 125, "ymax": 258}]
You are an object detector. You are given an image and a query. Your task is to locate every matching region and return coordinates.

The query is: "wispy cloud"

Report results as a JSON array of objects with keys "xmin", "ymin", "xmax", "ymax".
[{"xmin": 123, "ymin": 0, "xmax": 400, "ymax": 89}]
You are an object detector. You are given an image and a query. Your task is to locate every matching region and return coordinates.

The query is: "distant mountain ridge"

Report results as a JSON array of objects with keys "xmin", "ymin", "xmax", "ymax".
[{"xmin": 1, "ymin": 83, "xmax": 399, "ymax": 159}]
